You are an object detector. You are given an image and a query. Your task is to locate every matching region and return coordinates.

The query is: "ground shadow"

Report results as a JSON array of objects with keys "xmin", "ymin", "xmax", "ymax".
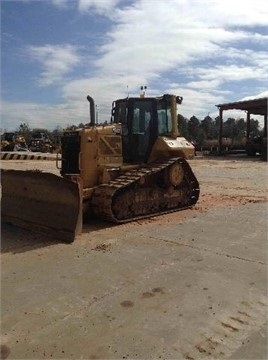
[
  {"xmin": 1, "ymin": 217, "xmax": 114, "ymax": 254},
  {"xmin": 1, "ymin": 223, "xmax": 56, "ymax": 254}
]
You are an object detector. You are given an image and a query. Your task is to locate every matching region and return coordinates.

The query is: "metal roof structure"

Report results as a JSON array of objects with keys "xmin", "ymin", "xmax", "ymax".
[
  {"xmin": 216, "ymin": 97, "xmax": 267, "ymax": 116},
  {"xmin": 216, "ymin": 97, "xmax": 267, "ymax": 155}
]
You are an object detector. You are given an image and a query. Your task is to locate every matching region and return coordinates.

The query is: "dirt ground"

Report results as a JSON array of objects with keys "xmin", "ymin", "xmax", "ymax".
[
  {"xmin": 1, "ymin": 154, "xmax": 267, "ymax": 359},
  {"xmin": 1, "ymin": 155, "xmax": 267, "ymax": 239}
]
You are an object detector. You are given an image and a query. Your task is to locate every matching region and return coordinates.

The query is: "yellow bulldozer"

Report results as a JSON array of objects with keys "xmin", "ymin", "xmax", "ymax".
[
  {"xmin": 2, "ymin": 93, "xmax": 199, "ymax": 242},
  {"xmin": 1, "ymin": 132, "xmax": 28, "ymax": 151}
]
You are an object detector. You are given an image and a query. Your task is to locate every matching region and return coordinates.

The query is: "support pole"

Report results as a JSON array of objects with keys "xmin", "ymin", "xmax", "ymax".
[
  {"xmin": 263, "ymin": 114, "xmax": 267, "ymax": 137},
  {"xmin": 246, "ymin": 111, "xmax": 251, "ymax": 138},
  {"xmin": 218, "ymin": 108, "xmax": 223, "ymax": 155}
]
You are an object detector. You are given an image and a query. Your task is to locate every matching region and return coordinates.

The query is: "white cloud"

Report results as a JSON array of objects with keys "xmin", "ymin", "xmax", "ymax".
[
  {"xmin": 163, "ymin": 85, "xmax": 229, "ymax": 119},
  {"xmin": 27, "ymin": 44, "xmax": 80, "ymax": 86},
  {"xmin": 69, "ymin": 0, "xmax": 267, "ymax": 121},
  {"xmin": 93, "ymin": 0, "xmax": 265, "ymax": 82},
  {"xmin": 62, "ymin": 73, "xmax": 149, "ymax": 122},
  {"xmin": 241, "ymin": 91, "xmax": 268, "ymax": 101},
  {"xmin": 50, "ymin": 0, "xmax": 267, "ymax": 26},
  {"xmin": 1, "ymin": 100, "xmax": 90, "ymax": 131},
  {"xmin": 193, "ymin": 64, "xmax": 267, "ymax": 83},
  {"xmin": 29, "ymin": 0, "xmax": 268, "ymax": 94},
  {"xmin": 163, "ymin": 0, "xmax": 267, "ymax": 28},
  {"xmin": 186, "ymin": 79, "xmax": 222, "ymax": 90},
  {"xmin": 78, "ymin": 0, "xmax": 122, "ymax": 14},
  {"xmin": 193, "ymin": 0, "xmax": 268, "ymax": 27},
  {"xmin": 2, "ymin": 0, "xmax": 267, "ymax": 131}
]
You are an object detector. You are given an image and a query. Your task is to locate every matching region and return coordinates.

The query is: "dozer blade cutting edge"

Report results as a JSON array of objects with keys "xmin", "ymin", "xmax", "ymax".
[{"xmin": 1, "ymin": 170, "xmax": 82, "ymax": 242}]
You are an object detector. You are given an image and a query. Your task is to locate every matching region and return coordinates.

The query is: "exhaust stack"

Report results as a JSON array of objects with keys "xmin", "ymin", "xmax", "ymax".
[{"xmin": 87, "ymin": 95, "xmax": 96, "ymax": 126}]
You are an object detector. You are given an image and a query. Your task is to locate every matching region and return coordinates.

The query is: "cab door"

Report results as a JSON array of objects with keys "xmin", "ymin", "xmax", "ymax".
[
  {"xmin": 125, "ymin": 98, "xmax": 158, "ymax": 163},
  {"xmin": 112, "ymin": 98, "xmax": 158, "ymax": 163}
]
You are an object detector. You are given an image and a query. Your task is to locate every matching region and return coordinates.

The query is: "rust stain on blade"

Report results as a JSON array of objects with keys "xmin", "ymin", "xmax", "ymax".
[{"xmin": 1, "ymin": 170, "xmax": 82, "ymax": 242}]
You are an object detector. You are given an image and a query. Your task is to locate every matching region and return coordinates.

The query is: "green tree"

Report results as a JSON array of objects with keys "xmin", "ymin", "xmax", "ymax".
[
  {"xmin": 200, "ymin": 115, "xmax": 214, "ymax": 139},
  {"xmin": 235, "ymin": 118, "xmax": 246, "ymax": 140},
  {"xmin": 32, "ymin": 128, "xmax": 53, "ymax": 141},
  {"xmin": 17, "ymin": 122, "xmax": 31, "ymax": 142},
  {"xmin": 249, "ymin": 119, "xmax": 261, "ymax": 137},
  {"xmin": 196, "ymin": 128, "xmax": 207, "ymax": 146},
  {"xmin": 223, "ymin": 118, "xmax": 236, "ymax": 139},
  {"xmin": 187, "ymin": 116, "xmax": 200, "ymax": 141},
  {"xmin": 177, "ymin": 114, "xmax": 189, "ymax": 138},
  {"xmin": 213, "ymin": 116, "xmax": 221, "ymax": 139}
]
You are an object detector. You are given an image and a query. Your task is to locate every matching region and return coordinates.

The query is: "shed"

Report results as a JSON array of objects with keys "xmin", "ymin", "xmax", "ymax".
[{"xmin": 216, "ymin": 97, "xmax": 267, "ymax": 154}]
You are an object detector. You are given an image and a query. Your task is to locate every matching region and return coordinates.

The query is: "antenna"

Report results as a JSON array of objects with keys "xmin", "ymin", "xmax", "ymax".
[{"xmin": 127, "ymin": 85, "xmax": 129, "ymax": 98}]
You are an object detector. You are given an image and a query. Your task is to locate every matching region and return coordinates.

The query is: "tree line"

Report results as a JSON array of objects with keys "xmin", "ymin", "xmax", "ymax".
[
  {"xmin": 177, "ymin": 115, "xmax": 261, "ymax": 146},
  {"xmin": 13, "ymin": 115, "xmax": 262, "ymax": 146}
]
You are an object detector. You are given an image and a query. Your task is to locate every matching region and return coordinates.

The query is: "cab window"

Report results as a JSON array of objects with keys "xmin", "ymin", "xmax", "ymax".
[
  {"xmin": 157, "ymin": 101, "xmax": 172, "ymax": 135},
  {"xmin": 113, "ymin": 101, "xmax": 127, "ymax": 124},
  {"xmin": 132, "ymin": 100, "xmax": 152, "ymax": 134}
]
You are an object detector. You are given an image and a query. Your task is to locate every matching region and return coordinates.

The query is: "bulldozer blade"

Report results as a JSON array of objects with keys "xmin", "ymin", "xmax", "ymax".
[{"xmin": 1, "ymin": 170, "xmax": 82, "ymax": 242}]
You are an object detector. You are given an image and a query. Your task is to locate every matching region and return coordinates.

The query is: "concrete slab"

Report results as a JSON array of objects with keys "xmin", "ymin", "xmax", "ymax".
[{"xmin": 1, "ymin": 202, "xmax": 267, "ymax": 359}]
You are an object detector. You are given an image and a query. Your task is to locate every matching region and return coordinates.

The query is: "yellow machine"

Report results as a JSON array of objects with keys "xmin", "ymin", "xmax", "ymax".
[
  {"xmin": 2, "ymin": 94, "xmax": 199, "ymax": 242},
  {"xmin": 1, "ymin": 132, "xmax": 28, "ymax": 151}
]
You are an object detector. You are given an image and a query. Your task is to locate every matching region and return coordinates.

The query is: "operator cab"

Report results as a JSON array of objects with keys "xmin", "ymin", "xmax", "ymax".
[{"xmin": 112, "ymin": 94, "xmax": 183, "ymax": 163}]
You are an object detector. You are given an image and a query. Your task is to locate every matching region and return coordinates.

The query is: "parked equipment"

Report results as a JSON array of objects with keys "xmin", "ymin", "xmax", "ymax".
[
  {"xmin": 245, "ymin": 135, "xmax": 267, "ymax": 160},
  {"xmin": 1, "ymin": 132, "xmax": 29, "ymax": 151},
  {"xmin": 2, "ymin": 94, "xmax": 199, "ymax": 242},
  {"xmin": 28, "ymin": 132, "xmax": 53, "ymax": 153}
]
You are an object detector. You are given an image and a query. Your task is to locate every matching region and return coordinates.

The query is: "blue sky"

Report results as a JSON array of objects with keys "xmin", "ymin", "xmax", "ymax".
[{"xmin": 1, "ymin": 0, "xmax": 268, "ymax": 131}]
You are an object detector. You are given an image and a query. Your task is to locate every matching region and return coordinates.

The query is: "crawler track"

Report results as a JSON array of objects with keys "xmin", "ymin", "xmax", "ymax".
[{"xmin": 91, "ymin": 158, "xmax": 199, "ymax": 223}]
